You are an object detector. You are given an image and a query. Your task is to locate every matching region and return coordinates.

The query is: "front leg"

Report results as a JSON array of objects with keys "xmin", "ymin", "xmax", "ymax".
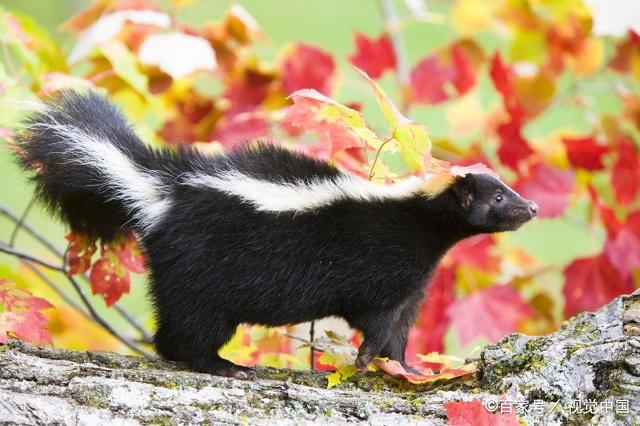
[{"xmin": 379, "ymin": 297, "xmax": 422, "ymax": 373}]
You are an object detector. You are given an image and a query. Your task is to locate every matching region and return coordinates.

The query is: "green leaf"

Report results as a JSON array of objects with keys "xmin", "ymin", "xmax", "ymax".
[{"xmin": 99, "ymin": 40, "xmax": 149, "ymax": 96}]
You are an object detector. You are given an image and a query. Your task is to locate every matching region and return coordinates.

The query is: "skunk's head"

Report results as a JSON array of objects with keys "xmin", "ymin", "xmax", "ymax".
[{"xmin": 448, "ymin": 173, "xmax": 538, "ymax": 233}]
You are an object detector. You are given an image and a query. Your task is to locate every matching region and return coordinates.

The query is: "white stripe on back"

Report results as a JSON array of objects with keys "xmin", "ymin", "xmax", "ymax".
[{"xmin": 184, "ymin": 171, "xmax": 425, "ymax": 213}]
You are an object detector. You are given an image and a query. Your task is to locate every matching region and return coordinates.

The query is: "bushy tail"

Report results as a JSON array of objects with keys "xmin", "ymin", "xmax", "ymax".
[{"xmin": 16, "ymin": 91, "xmax": 172, "ymax": 240}]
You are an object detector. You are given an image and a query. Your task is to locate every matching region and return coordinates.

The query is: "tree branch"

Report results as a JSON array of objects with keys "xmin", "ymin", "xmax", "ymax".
[
  {"xmin": 1, "ymin": 290, "xmax": 638, "ymax": 424},
  {"xmin": 0, "ymin": 203, "xmax": 155, "ymax": 358}
]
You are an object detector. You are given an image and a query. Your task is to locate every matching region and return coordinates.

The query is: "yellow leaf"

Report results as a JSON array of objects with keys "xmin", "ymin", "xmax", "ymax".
[
  {"xmin": 571, "ymin": 38, "xmax": 604, "ymax": 75},
  {"xmin": 452, "ymin": 0, "xmax": 495, "ymax": 36},
  {"xmin": 446, "ymin": 92, "xmax": 486, "ymax": 137},
  {"xmin": 509, "ymin": 30, "xmax": 547, "ymax": 64},
  {"xmin": 99, "ymin": 39, "xmax": 149, "ymax": 97},
  {"xmin": 354, "ymin": 67, "xmax": 432, "ymax": 173},
  {"xmin": 319, "ymin": 352, "xmax": 357, "ymax": 388},
  {"xmin": 417, "ymin": 352, "xmax": 465, "ymax": 368}
]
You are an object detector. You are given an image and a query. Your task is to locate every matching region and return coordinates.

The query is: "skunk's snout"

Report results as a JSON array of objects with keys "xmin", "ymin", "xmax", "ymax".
[{"xmin": 528, "ymin": 201, "xmax": 538, "ymax": 218}]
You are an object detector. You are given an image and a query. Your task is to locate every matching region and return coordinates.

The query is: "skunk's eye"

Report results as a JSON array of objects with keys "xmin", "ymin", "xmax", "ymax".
[{"xmin": 495, "ymin": 194, "xmax": 504, "ymax": 203}]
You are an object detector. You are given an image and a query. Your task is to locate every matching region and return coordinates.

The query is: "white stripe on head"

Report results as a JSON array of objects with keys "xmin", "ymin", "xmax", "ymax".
[
  {"xmin": 184, "ymin": 171, "xmax": 426, "ymax": 213},
  {"xmin": 27, "ymin": 120, "xmax": 170, "ymax": 234}
]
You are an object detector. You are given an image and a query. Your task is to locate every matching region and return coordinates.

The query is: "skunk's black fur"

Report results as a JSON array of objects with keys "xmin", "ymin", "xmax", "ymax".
[{"xmin": 16, "ymin": 91, "xmax": 538, "ymax": 379}]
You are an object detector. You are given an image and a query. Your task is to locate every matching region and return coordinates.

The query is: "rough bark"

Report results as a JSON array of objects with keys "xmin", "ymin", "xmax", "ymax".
[{"xmin": 1, "ymin": 290, "xmax": 639, "ymax": 425}]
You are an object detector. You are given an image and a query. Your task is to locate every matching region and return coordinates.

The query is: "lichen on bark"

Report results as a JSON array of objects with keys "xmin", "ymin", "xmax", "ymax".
[{"xmin": 1, "ymin": 290, "xmax": 639, "ymax": 425}]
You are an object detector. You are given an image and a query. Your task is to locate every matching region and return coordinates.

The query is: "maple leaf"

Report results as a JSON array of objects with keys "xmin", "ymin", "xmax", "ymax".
[
  {"xmin": 0, "ymin": 279, "xmax": 53, "ymax": 345},
  {"xmin": 305, "ymin": 330, "xmax": 358, "ymax": 388},
  {"xmin": 222, "ymin": 68, "xmax": 274, "ymax": 117},
  {"xmin": 489, "ymin": 53, "xmax": 526, "ymax": 124},
  {"xmin": 561, "ymin": 135, "xmax": 609, "ymax": 171},
  {"xmin": 410, "ymin": 41, "xmax": 480, "ymax": 104},
  {"xmin": 587, "ymin": 185, "xmax": 622, "ymax": 237},
  {"xmin": 444, "ymin": 399, "xmax": 519, "ymax": 426},
  {"xmin": 447, "ymin": 285, "xmax": 534, "ymax": 346},
  {"xmin": 603, "ymin": 211, "xmax": 640, "ymax": 278},
  {"xmin": 66, "ymin": 233, "xmax": 97, "ymax": 276},
  {"xmin": 446, "ymin": 235, "xmax": 499, "ymax": 271},
  {"xmin": 611, "ymin": 136, "xmax": 640, "ymax": 205},
  {"xmin": 89, "ymin": 249, "xmax": 131, "ymax": 307},
  {"xmin": 373, "ymin": 358, "xmax": 477, "ymax": 385},
  {"xmin": 609, "ymin": 30, "xmax": 640, "ymax": 79},
  {"xmin": 349, "ymin": 32, "xmax": 396, "ymax": 79},
  {"xmin": 604, "ymin": 228, "xmax": 640, "ymax": 279},
  {"xmin": 224, "ymin": 4, "xmax": 263, "ymax": 45},
  {"xmin": 109, "ymin": 233, "xmax": 146, "ymax": 274},
  {"xmin": 212, "ymin": 115, "xmax": 269, "ymax": 149},
  {"xmin": 355, "ymin": 67, "xmax": 431, "ymax": 172},
  {"xmin": 280, "ymin": 43, "xmax": 335, "ymax": 96},
  {"xmin": 495, "ymin": 121, "xmax": 533, "ymax": 171},
  {"xmin": 563, "ymin": 254, "xmax": 635, "ymax": 318},
  {"xmin": 515, "ymin": 164, "xmax": 575, "ymax": 218},
  {"xmin": 282, "ymin": 88, "xmax": 379, "ymax": 155}
]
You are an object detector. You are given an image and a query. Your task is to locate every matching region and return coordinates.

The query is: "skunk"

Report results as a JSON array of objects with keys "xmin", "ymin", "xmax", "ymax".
[{"xmin": 16, "ymin": 91, "xmax": 538, "ymax": 380}]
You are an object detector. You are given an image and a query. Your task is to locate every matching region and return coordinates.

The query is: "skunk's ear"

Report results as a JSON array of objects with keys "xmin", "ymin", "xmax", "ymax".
[{"xmin": 453, "ymin": 179, "xmax": 474, "ymax": 210}]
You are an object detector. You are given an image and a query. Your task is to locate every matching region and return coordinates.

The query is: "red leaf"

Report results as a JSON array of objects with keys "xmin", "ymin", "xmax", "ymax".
[
  {"xmin": 604, "ymin": 229, "xmax": 640, "ymax": 279},
  {"xmin": 562, "ymin": 136, "xmax": 609, "ymax": 171},
  {"xmin": 444, "ymin": 399, "xmax": 519, "ymax": 426},
  {"xmin": 447, "ymin": 285, "xmax": 534, "ymax": 346},
  {"xmin": 603, "ymin": 211, "xmax": 640, "ymax": 278},
  {"xmin": 280, "ymin": 43, "xmax": 335, "ymax": 96},
  {"xmin": 610, "ymin": 30, "xmax": 640, "ymax": 74},
  {"xmin": 563, "ymin": 255, "xmax": 634, "ymax": 318},
  {"xmin": 407, "ymin": 266, "xmax": 455, "ymax": 362},
  {"xmin": 587, "ymin": 185, "xmax": 622, "ymax": 237},
  {"xmin": 213, "ymin": 115, "xmax": 269, "ymax": 149},
  {"xmin": 447, "ymin": 235, "xmax": 499, "ymax": 271},
  {"xmin": 489, "ymin": 53, "xmax": 526, "ymax": 124},
  {"xmin": 0, "ymin": 279, "xmax": 53, "ymax": 345},
  {"xmin": 515, "ymin": 164, "xmax": 575, "ymax": 218},
  {"xmin": 89, "ymin": 251, "xmax": 131, "ymax": 306},
  {"xmin": 410, "ymin": 42, "xmax": 478, "ymax": 105},
  {"xmin": 66, "ymin": 233, "xmax": 97, "ymax": 276},
  {"xmin": 611, "ymin": 137, "xmax": 640, "ymax": 205},
  {"xmin": 349, "ymin": 32, "xmax": 396, "ymax": 79},
  {"xmin": 223, "ymin": 70, "xmax": 273, "ymax": 117},
  {"xmin": 109, "ymin": 234, "xmax": 146, "ymax": 274},
  {"xmin": 282, "ymin": 89, "xmax": 368, "ymax": 154},
  {"xmin": 374, "ymin": 358, "xmax": 476, "ymax": 384},
  {"xmin": 496, "ymin": 120, "xmax": 533, "ymax": 171}
]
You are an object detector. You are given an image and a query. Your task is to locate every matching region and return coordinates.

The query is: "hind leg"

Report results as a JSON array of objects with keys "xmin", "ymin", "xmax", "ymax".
[
  {"xmin": 155, "ymin": 319, "xmax": 254, "ymax": 380},
  {"xmin": 154, "ymin": 324, "xmax": 184, "ymax": 363}
]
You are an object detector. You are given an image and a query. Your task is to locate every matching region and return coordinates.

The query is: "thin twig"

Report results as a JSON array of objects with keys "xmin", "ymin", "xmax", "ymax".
[
  {"xmin": 283, "ymin": 333, "xmax": 312, "ymax": 345},
  {"xmin": 0, "ymin": 242, "xmax": 153, "ymax": 357},
  {"xmin": 0, "ymin": 204, "xmax": 153, "ymax": 342},
  {"xmin": 0, "ymin": 204, "xmax": 154, "ymax": 356},
  {"xmin": 65, "ymin": 274, "xmax": 156, "ymax": 359},
  {"xmin": 379, "ymin": 0, "xmax": 411, "ymax": 111},
  {"xmin": 0, "ymin": 243, "xmax": 65, "ymax": 272},
  {"xmin": 368, "ymin": 137, "xmax": 393, "ymax": 181},
  {"xmin": 309, "ymin": 320, "xmax": 316, "ymax": 370},
  {"xmin": 113, "ymin": 303, "xmax": 153, "ymax": 343},
  {"xmin": 21, "ymin": 261, "xmax": 92, "ymax": 322},
  {"xmin": 9, "ymin": 197, "xmax": 36, "ymax": 247},
  {"xmin": 0, "ymin": 205, "xmax": 63, "ymax": 256}
]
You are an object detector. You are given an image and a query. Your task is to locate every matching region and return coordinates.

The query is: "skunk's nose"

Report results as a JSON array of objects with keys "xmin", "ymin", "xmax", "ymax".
[{"xmin": 528, "ymin": 202, "xmax": 539, "ymax": 217}]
